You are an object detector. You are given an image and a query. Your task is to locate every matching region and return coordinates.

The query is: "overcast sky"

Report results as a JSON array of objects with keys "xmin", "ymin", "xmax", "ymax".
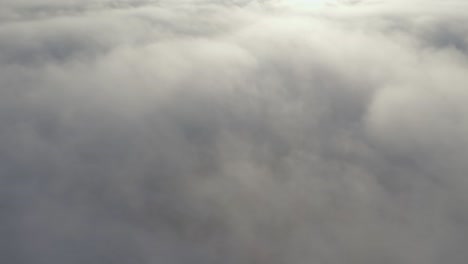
[{"xmin": 1, "ymin": 0, "xmax": 468, "ymax": 263}]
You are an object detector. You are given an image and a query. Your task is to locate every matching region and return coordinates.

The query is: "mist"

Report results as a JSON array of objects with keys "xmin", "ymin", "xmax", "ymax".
[{"xmin": 1, "ymin": 0, "xmax": 468, "ymax": 263}]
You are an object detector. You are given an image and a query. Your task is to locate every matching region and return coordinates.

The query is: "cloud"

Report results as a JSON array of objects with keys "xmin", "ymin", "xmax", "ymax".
[{"xmin": 1, "ymin": 0, "xmax": 468, "ymax": 263}]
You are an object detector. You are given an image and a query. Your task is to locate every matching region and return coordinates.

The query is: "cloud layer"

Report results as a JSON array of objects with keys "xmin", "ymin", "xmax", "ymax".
[{"xmin": 1, "ymin": 0, "xmax": 468, "ymax": 263}]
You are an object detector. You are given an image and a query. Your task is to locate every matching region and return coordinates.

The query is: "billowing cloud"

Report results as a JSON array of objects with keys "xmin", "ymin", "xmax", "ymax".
[{"xmin": 1, "ymin": 0, "xmax": 468, "ymax": 263}]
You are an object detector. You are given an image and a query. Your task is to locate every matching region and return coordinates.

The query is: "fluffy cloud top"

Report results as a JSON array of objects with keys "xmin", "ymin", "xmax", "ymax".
[{"xmin": 1, "ymin": 0, "xmax": 468, "ymax": 263}]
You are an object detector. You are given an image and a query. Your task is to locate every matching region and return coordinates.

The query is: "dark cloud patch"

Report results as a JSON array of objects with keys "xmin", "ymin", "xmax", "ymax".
[{"xmin": 1, "ymin": 0, "xmax": 468, "ymax": 263}]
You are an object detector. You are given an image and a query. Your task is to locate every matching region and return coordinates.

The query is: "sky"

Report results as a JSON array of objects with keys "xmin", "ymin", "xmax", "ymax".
[{"xmin": 1, "ymin": 0, "xmax": 468, "ymax": 263}]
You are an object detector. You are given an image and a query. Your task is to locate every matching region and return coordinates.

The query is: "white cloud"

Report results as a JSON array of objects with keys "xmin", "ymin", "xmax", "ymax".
[{"xmin": 1, "ymin": 0, "xmax": 468, "ymax": 263}]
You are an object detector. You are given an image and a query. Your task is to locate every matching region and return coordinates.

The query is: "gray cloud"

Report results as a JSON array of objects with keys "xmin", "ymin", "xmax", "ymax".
[{"xmin": 1, "ymin": 0, "xmax": 468, "ymax": 263}]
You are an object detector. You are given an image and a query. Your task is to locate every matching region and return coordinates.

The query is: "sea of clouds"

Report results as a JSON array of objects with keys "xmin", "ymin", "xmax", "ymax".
[{"xmin": 1, "ymin": 0, "xmax": 468, "ymax": 263}]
